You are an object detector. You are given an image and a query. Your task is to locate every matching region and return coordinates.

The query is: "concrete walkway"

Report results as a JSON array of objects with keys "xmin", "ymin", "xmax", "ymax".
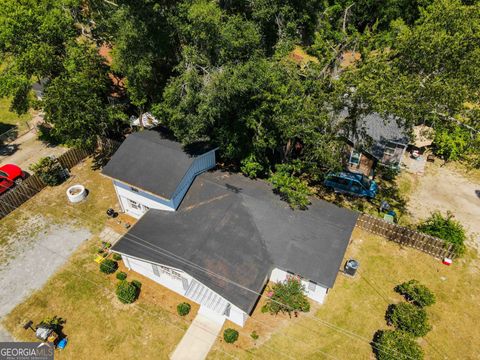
[{"xmin": 170, "ymin": 312, "xmax": 224, "ymax": 360}]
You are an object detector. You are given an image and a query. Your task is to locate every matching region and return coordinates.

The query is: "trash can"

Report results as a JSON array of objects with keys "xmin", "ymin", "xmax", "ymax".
[{"xmin": 344, "ymin": 259, "xmax": 359, "ymax": 277}]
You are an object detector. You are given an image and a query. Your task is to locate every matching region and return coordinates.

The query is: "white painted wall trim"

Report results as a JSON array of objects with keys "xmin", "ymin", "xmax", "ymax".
[
  {"xmin": 269, "ymin": 268, "xmax": 328, "ymax": 304},
  {"xmin": 114, "ymin": 252, "xmax": 248, "ymax": 327}
]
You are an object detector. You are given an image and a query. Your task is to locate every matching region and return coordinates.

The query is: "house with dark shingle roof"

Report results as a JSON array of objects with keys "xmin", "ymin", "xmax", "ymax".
[
  {"xmin": 339, "ymin": 109, "xmax": 411, "ymax": 177},
  {"xmin": 101, "ymin": 130, "xmax": 217, "ymax": 217},
  {"xmin": 102, "ymin": 130, "xmax": 358, "ymax": 327}
]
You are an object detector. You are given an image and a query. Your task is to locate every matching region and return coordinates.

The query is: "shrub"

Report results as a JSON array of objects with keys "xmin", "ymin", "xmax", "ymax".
[
  {"xmin": 261, "ymin": 276, "xmax": 310, "ymax": 316},
  {"xmin": 433, "ymin": 125, "xmax": 470, "ymax": 162},
  {"xmin": 177, "ymin": 302, "xmax": 191, "ymax": 316},
  {"xmin": 240, "ymin": 154, "xmax": 265, "ymax": 179},
  {"xmin": 372, "ymin": 330, "xmax": 423, "ymax": 360},
  {"xmin": 131, "ymin": 280, "xmax": 142, "ymax": 289},
  {"xmin": 269, "ymin": 162, "xmax": 312, "ymax": 209},
  {"xmin": 395, "ymin": 280, "xmax": 436, "ymax": 307},
  {"xmin": 29, "ymin": 157, "xmax": 65, "ymax": 186},
  {"xmin": 417, "ymin": 211, "xmax": 466, "ymax": 256},
  {"xmin": 378, "ymin": 166, "xmax": 399, "ymax": 181},
  {"xmin": 386, "ymin": 303, "xmax": 431, "ymax": 337},
  {"xmin": 250, "ymin": 331, "xmax": 259, "ymax": 340},
  {"xmin": 112, "ymin": 253, "xmax": 122, "ymax": 261},
  {"xmin": 116, "ymin": 271, "xmax": 127, "ymax": 281},
  {"xmin": 116, "ymin": 280, "xmax": 138, "ymax": 304},
  {"xmin": 223, "ymin": 328, "xmax": 239, "ymax": 344},
  {"xmin": 99, "ymin": 259, "xmax": 118, "ymax": 274}
]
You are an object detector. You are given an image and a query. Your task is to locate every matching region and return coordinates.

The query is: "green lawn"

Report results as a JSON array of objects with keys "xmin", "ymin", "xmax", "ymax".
[
  {"xmin": 209, "ymin": 228, "xmax": 480, "ymax": 360},
  {"xmin": 3, "ymin": 236, "xmax": 194, "ymax": 360},
  {"xmin": 2, "ymin": 159, "xmax": 479, "ymax": 360},
  {"xmin": 0, "ymin": 97, "xmax": 32, "ymax": 135},
  {"xmin": 2, "ymin": 158, "xmax": 197, "ymax": 359}
]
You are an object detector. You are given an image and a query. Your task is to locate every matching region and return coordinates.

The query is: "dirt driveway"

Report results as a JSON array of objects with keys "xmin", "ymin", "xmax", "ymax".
[{"xmin": 405, "ymin": 164, "xmax": 480, "ymax": 247}]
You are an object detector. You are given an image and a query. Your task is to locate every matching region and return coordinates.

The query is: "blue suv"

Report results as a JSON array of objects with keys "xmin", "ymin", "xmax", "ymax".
[{"xmin": 324, "ymin": 172, "xmax": 378, "ymax": 198}]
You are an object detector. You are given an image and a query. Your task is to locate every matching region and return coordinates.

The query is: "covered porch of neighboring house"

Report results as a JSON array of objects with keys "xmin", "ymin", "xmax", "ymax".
[
  {"xmin": 345, "ymin": 144, "xmax": 376, "ymax": 177},
  {"xmin": 401, "ymin": 125, "xmax": 435, "ymax": 175},
  {"xmin": 344, "ymin": 141, "xmax": 407, "ymax": 178}
]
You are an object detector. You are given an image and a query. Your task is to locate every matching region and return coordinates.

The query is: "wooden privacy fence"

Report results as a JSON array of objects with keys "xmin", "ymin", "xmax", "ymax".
[
  {"xmin": 356, "ymin": 214, "xmax": 456, "ymax": 259},
  {"xmin": 0, "ymin": 146, "xmax": 93, "ymax": 219},
  {"xmin": 56, "ymin": 147, "xmax": 90, "ymax": 169}
]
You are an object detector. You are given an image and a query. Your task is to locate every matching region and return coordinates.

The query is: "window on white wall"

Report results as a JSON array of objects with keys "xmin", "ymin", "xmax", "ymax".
[
  {"xmin": 127, "ymin": 199, "xmax": 142, "ymax": 211},
  {"xmin": 308, "ymin": 281, "xmax": 317, "ymax": 292},
  {"xmin": 152, "ymin": 264, "xmax": 160, "ymax": 277},
  {"xmin": 349, "ymin": 149, "xmax": 362, "ymax": 165}
]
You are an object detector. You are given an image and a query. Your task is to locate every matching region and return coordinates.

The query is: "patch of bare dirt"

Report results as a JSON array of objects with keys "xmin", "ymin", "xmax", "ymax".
[{"xmin": 406, "ymin": 163, "xmax": 480, "ymax": 248}]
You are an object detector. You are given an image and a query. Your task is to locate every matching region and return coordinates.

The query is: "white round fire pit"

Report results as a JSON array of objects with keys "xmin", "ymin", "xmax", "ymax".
[{"xmin": 67, "ymin": 185, "xmax": 87, "ymax": 203}]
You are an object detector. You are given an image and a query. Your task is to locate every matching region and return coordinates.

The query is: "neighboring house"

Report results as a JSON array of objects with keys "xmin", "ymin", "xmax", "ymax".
[
  {"xmin": 340, "ymin": 110, "xmax": 410, "ymax": 177},
  {"xmin": 104, "ymin": 130, "xmax": 358, "ymax": 327},
  {"xmin": 101, "ymin": 130, "xmax": 217, "ymax": 218}
]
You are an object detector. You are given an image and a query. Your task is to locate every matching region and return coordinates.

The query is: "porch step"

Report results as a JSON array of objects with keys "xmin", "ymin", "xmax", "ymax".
[{"xmin": 185, "ymin": 279, "xmax": 229, "ymax": 315}]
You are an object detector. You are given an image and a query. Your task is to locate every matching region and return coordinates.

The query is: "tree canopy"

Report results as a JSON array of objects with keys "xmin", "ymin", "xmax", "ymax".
[{"xmin": 1, "ymin": 0, "xmax": 479, "ymax": 204}]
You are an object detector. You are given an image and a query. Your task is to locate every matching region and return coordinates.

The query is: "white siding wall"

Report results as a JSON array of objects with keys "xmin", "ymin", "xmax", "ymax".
[
  {"xmin": 114, "ymin": 181, "xmax": 175, "ymax": 219},
  {"xmin": 270, "ymin": 268, "xmax": 328, "ymax": 304},
  {"xmin": 124, "ymin": 256, "xmax": 188, "ymax": 295},
  {"xmin": 112, "ymin": 149, "xmax": 216, "ymax": 217},
  {"xmin": 120, "ymin": 255, "xmax": 248, "ymax": 327}
]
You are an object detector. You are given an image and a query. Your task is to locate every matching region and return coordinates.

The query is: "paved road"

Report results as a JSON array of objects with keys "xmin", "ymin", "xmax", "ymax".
[
  {"xmin": 0, "ymin": 114, "xmax": 67, "ymax": 170},
  {"xmin": 170, "ymin": 311, "xmax": 224, "ymax": 360}
]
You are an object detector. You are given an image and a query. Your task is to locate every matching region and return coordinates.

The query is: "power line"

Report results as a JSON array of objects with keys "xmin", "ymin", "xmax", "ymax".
[
  {"xmin": 119, "ymin": 231, "xmax": 419, "ymax": 360},
  {"xmin": 7, "ymin": 242, "xmax": 240, "ymax": 360},
  {"xmin": 0, "ymin": 190, "xmax": 309, "ymax": 360},
  {"xmin": 0, "ymin": 178, "xmax": 415, "ymax": 359},
  {"xmin": 357, "ymin": 270, "xmax": 453, "ymax": 360}
]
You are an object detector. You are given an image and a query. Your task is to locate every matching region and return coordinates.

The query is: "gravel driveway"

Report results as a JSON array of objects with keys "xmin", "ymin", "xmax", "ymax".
[
  {"xmin": 0, "ymin": 223, "xmax": 90, "ymax": 338},
  {"xmin": 406, "ymin": 164, "xmax": 480, "ymax": 248}
]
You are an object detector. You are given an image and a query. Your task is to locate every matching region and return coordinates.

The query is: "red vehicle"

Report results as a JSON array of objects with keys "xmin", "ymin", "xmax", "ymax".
[{"xmin": 0, "ymin": 164, "xmax": 26, "ymax": 194}]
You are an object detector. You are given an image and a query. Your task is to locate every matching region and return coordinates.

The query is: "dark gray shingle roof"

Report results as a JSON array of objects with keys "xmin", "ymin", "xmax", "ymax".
[
  {"xmin": 339, "ymin": 108, "xmax": 410, "ymax": 159},
  {"xmin": 101, "ymin": 130, "xmax": 207, "ymax": 199},
  {"xmin": 112, "ymin": 171, "xmax": 358, "ymax": 314}
]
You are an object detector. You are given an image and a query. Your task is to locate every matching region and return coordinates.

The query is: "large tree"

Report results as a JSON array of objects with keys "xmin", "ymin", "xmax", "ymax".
[
  {"xmin": 0, "ymin": 0, "xmax": 78, "ymax": 113},
  {"xmin": 42, "ymin": 42, "xmax": 126, "ymax": 148}
]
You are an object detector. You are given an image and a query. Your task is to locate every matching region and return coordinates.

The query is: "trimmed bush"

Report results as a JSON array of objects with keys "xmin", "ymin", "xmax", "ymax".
[
  {"xmin": 395, "ymin": 280, "xmax": 436, "ymax": 307},
  {"xmin": 116, "ymin": 271, "xmax": 127, "ymax": 281},
  {"xmin": 177, "ymin": 302, "xmax": 191, "ymax": 316},
  {"xmin": 29, "ymin": 157, "xmax": 65, "ymax": 186},
  {"xmin": 116, "ymin": 281, "xmax": 138, "ymax": 304},
  {"xmin": 250, "ymin": 331, "xmax": 259, "ymax": 340},
  {"xmin": 99, "ymin": 259, "xmax": 118, "ymax": 274},
  {"xmin": 262, "ymin": 276, "xmax": 310, "ymax": 316},
  {"xmin": 417, "ymin": 211, "xmax": 466, "ymax": 256},
  {"xmin": 372, "ymin": 330, "xmax": 423, "ymax": 360},
  {"xmin": 112, "ymin": 253, "xmax": 122, "ymax": 261},
  {"xmin": 386, "ymin": 303, "xmax": 431, "ymax": 337},
  {"xmin": 223, "ymin": 328, "xmax": 239, "ymax": 344},
  {"xmin": 131, "ymin": 280, "xmax": 142, "ymax": 289}
]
